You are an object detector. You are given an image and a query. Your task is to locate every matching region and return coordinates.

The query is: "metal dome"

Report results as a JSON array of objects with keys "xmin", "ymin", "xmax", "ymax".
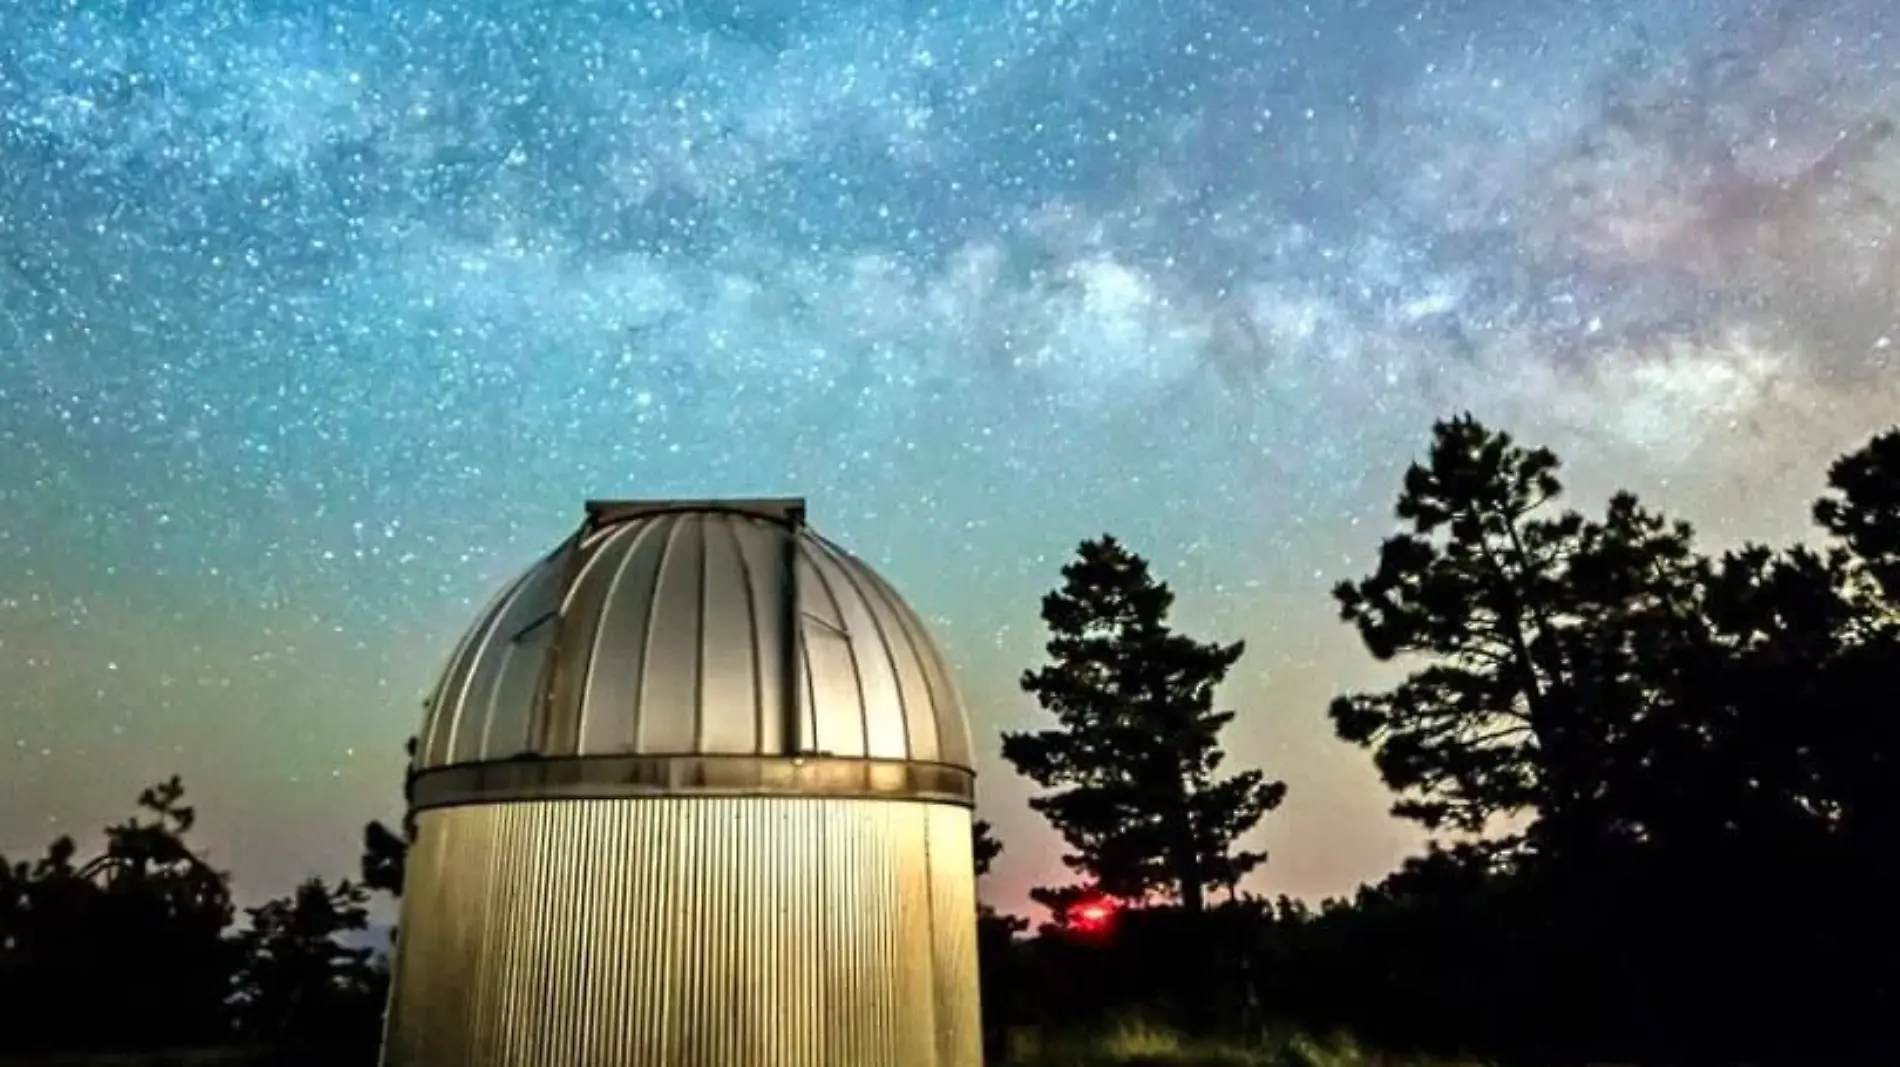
[{"xmin": 409, "ymin": 498, "xmax": 975, "ymax": 811}]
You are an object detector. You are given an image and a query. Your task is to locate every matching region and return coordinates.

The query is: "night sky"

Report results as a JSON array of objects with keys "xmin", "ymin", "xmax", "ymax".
[{"xmin": 4, "ymin": 0, "xmax": 1899, "ymax": 914}]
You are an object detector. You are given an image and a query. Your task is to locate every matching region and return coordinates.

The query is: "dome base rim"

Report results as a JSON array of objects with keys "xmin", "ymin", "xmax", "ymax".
[{"xmin": 409, "ymin": 753, "xmax": 975, "ymax": 810}]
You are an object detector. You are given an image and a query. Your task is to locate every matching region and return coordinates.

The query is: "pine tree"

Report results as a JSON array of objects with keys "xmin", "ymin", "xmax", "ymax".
[
  {"xmin": 1330, "ymin": 415, "xmax": 1589, "ymax": 843},
  {"xmin": 1003, "ymin": 535, "xmax": 1286, "ymax": 915},
  {"xmin": 1329, "ymin": 416, "xmax": 1715, "ymax": 858}
]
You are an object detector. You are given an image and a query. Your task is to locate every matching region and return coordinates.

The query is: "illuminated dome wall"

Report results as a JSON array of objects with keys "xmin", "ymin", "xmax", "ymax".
[{"xmin": 380, "ymin": 499, "xmax": 981, "ymax": 1067}]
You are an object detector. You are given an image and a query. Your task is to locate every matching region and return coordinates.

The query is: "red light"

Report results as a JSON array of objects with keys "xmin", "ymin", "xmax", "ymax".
[{"xmin": 1067, "ymin": 895, "xmax": 1116, "ymax": 933}]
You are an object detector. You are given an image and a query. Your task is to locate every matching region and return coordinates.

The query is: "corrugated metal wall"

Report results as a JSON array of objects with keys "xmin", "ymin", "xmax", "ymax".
[{"xmin": 382, "ymin": 798, "xmax": 982, "ymax": 1067}]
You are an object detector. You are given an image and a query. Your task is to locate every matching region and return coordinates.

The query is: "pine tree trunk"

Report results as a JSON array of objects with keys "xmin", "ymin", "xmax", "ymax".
[
  {"xmin": 1166, "ymin": 780, "xmax": 1216, "ymax": 1032},
  {"xmin": 1180, "ymin": 870, "xmax": 1204, "ymax": 915},
  {"xmin": 1167, "ymin": 776, "xmax": 1204, "ymax": 918}
]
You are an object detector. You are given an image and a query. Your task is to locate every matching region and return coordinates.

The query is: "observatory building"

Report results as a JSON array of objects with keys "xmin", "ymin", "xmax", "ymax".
[{"xmin": 381, "ymin": 499, "xmax": 981, "ymax": 1067}]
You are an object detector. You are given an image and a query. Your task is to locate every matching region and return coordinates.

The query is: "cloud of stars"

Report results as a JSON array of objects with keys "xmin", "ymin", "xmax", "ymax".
[{"xmin": 4, "ymin": 0, "xmax": 1899, "ymax": 907}]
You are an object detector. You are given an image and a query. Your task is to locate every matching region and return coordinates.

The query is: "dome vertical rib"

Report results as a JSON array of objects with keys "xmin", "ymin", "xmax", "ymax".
[{"xmin": 410, "ymin": 499, "xmax": 975, "ymax": 810}]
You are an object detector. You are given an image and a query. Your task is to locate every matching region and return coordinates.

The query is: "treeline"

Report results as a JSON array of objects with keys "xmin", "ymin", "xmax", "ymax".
[
  {"xmin": 2, "ymin": 414, "xmax": 1895, "ymax": 1066},
  {"xmin": 982, "ymin": 415, "xmax": 1900, "ymax": 1067},
  {"xmin": 0, "ymin": 778, "xmax": 389, "ymax": 1061}
]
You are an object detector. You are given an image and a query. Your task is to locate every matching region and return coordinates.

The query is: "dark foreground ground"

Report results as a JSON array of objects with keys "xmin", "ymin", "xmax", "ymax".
[{"xmin": 0, "ymin": 1025, "xmax": 1496, "ymax": 1067}]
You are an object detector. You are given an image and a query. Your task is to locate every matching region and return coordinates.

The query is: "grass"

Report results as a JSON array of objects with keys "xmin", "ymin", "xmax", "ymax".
[{"xmin": 1004, "ymin": 1019, "xmax": 1490, "ymax": 1067}]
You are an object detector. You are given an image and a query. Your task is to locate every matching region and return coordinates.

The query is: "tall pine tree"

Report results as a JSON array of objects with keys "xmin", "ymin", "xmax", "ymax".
[
  {"xmin": 1330, "ymin": 415, "xmax": 1590, "ymax": 845},
  {"xmin": 1330, "ymin": 415, "xmax": 1710, "ymax": 859},
  {"xmin": 1003, "ymin": 535, "xmax": 1285, "ymax": 915}
]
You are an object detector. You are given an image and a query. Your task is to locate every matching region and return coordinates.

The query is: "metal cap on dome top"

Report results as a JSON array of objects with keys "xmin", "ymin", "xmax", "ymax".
[
  {"xmin": 583, "ymin": 497, "xmax": 807, "ymax": 526},
  {"xmin": 409, "ymin": 497, "xmax": 975, "ymax": 811}
]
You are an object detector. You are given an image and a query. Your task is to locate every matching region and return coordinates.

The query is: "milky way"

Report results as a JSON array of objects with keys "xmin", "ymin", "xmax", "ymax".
[{"xmin": 4, "ymin": 0, "xmax": 1899, "ymax": 909}]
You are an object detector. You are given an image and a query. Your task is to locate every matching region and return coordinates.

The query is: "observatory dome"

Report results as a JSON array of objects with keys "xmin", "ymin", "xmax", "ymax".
[
  {"xmin": 410, "ymin": 498, "xmax": 975, "ymax": 811},
  {"xmin": 386, "ymin": 498, "xmax": 983, "ymax": 1067}
]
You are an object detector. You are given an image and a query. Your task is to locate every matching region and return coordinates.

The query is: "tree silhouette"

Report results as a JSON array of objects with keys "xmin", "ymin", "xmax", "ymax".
[
  {"xmin": 1004, "ymin": 535, "xmax": 1285, "ymax": 916},
  {"xmin": 972, "ymin": 817, "xmax": 1025, "ymax": 1064},
  {"xmin": 360, "ymin": 735, "xmax": 417, "ymax": 898},
  {"xmin": 0, "ymin": 777, "xmax": 235, "ymax": 1052},
  {"xmin": 88, "ymin": 776, "xmax": 238, "ymax": 1047},
  {"xmin": 360, "ymin": 822, "xmax": 407, "ymax": 898},
  {"xmin": 232, "ymin": 877, "xmax": 382, "ymax": 1052},
  {"xmin": 1815, "ymin": 426, "xmax": 1900, "ymax": 604},
  {"xmin": 1558, "ymin": 490, "xmax": 1722, "ymax": 853},
  {"xmin": 1325, "ymin": 414, "xmax": 1704, "ymax": 860},
  {"xmin": 1025, "ymin": 883, "xmax": 1103, "ymax": 933},
  {"xmin": 1322, "ymin": 416, "xmax": 1900, "ymax": 1066},
  {"xmin": 972, "ymin": 818, "xmax": 1003, "ymax": 879},
  {"xmin": 1749, "ymin": 429, "xmax": 1900, "ymax": 884},
  {"xmin": 1330, "ymin": 415, "xmax": 1592, "ymax": 842}
]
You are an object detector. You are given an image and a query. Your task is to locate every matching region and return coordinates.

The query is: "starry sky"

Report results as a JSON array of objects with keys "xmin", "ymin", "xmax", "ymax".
[{"xmin": 4, "ymin": 0, "xmax": 1900, "ymax": 914}]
